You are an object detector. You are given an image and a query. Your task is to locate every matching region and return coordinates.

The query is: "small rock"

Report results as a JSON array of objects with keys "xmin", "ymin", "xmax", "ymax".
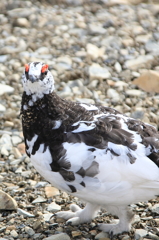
[
  {"xmin": 126, "ymin": 89, "xmax": 144, "ymax": 97},
  {"xmin": 151, "ymin": 203, "xmax": 159, "ymax": 214},
  {"xmin": 133, "ymin": 70, "xmax": 159, "ymax": 93},
  {"xmin": 47, "ymin": 202, "xmax": 61, "ymax": 212},
  {"xmin": 17, "ymin": 208, "xmax": 35, "ymax": 217},
  {"xmin": 135, "ymin": 229, "xmax": 147, "ymax": 240},
  {"xmin": 145, "ymin": 41, "xmax": 159, "ymax": 54},
  {"xmin": 89, "ymin": 63, "xmax": 111, "ymax": 80},
  {"xmin": 32, "ymin": 196, "xmax": 47, "ymax": 204},
  {"xmin": 86, "ymin": 43, "xmax": 105, "ymax": 59},
  {"xmin": 17, "ymin": 143, "xmax": 26, "ymax": 154},
  {"xmin": 43, "ymin": 213, "xmax": 53, "ymax": 222},
  {"xmin": 25, "ymin": 226, "xmax": 35, "ymax": 236},
  {"xmin": 71, "ymin": 231, "xmax": 82, "ymax": 237},
  {"xmin": 107, "ymin": 88, "xmax": 120, "ymax": 101},
  {"xmin": 15, "ymin": 18, "xmax": 29, "ymax": 28},
  {"xmin": 13, "ymin": 147, "xmax": 22, "ymax": 158},
  {"xmin": 0, "ymin": 104, "xmax": 6, "ymax": 112},
  {"xmin": 0, "ymin": 190, "xmax": 17, "ymax": 210},
  {"xmin": 95, "ymin": 232, "xmax": 109, "ymax": 239},
  {"xmin": 43, "ymin": 233, "xmax": 71, "ymax": 240},
  {"xmin": 45, "ymin": 186, "xmax": 60, "ymax": 198},
  {"xmin": 89, "ymin": 23, "xmax": 106, "ymax": 35},
  {"xmin": 0, "ymin": 84, "xmax": 14, "ymax": 95},
  {"xmin": 125, "ymin": 55, "xmax": 154, "ymax": 70},
  {"xmin": 11, "ymin": 136, "xmax": 22, "ymax": 146},
  {"xmin": 35, "ymin": 182, "xmax": 48, "ymax": 188},
  {"xmin": 114, "ymin": 62, "xmax": 122, "ymax": 73},
  {"xmin": 10, "ymin": 229, "xmax": 18, "ymax": 238}
]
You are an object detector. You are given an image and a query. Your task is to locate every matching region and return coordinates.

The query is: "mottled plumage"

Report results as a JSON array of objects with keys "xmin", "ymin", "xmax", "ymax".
[{"xmin": 21, "ymin": 62, "xmax": 159, "ymax": 235}]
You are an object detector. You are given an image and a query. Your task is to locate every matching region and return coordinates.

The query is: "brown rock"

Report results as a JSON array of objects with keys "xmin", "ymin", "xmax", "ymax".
[
  {"xmin": 45, "ymin": 186, "xmax": 60, "ymax": 198},
  {"xmin": 0, "ymin": 190, "xmax": 17, "ymax": 210},
  {"xmin": 133, "ymin": 70, "xmax": 159, "ymax": 93},
  {"xmin": 17, "ymin": 143, "xmax": 26, "ymax": 154}
]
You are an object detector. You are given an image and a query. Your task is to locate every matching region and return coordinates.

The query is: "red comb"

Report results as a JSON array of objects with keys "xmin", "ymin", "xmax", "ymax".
[
  {"xmin": 41, "ymin": 64, "xmax": 48, "ymax": 73},
  {"xmin": 25, "ymin": 64, "xmax": 29, "ymax": 72}
]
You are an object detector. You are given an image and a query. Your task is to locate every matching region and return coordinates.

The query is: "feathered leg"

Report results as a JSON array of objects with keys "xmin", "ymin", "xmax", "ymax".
[
  {"xmin": 99, "ymin": 205, "xmax": 134, "ymax": 235},
  {"xmin": 55, "ymin": 202, "xmax": 100, "ymax": 225}
]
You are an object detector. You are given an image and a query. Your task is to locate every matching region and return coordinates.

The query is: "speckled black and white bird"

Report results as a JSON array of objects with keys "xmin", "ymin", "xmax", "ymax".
[{"xmin": 21, "ymin": 62, "xmax": 159, "ymax": 235}]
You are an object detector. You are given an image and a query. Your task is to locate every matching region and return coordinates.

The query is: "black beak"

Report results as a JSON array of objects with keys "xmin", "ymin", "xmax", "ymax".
[{"xmin": 29, "ymin": 75, "xmax": 38, "ymax": 83}]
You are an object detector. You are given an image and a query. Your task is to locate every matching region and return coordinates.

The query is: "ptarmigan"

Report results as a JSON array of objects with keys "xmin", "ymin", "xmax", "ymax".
[{"xmin": 21, "ymin": 62, "xmax": 159, "ymax": 235}]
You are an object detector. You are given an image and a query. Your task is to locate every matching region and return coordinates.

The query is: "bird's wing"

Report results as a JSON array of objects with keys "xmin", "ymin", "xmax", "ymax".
[{"xmin": 59, "ymin": 106, "xmax": 159, "ymax": 203}]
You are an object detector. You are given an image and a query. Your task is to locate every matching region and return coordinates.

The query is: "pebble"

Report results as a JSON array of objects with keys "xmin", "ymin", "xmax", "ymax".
[
  {"xmin": 47, "ymin": 202, "xmax": 61, "ymax": 212},
  {"xmin": 86, "ymin": 43, "xmax": 105, "ymax": 59},
  {"xmin": 0, "ymin": 104, "xmax": 6, "ymax": 112},
  {"xmin": 0, "ymin": 190, "xmax": 17, "ymax": 210},
  {"xmin": 32, "ymin": 196, "xmax": 47, "ymax": 204},
  {"xmin": 43, "ymin": 233, "xmax": 71, "ymax": 240},
  {"xmin": 45, "ymin": 186, "xmax": 60, "ymax": 198},
  {"xmin": 25, "ymin": 226, "xmax": 35, "ymax": 236},
  {"xmin": 89, "ymin": 63, "xmax": 111, "ymax": 80},
  {"xmin": 135, "ymin": 229, "xmax": 148, "ymax": 240},
  {"xmin": 125, "ymin": 89, "xmax": 144, "ymax": 97},
  {"xmin": 107, "ymin": 88, "xmax": 120, "ymax": 101},
  {"xmin": 0, "ymin": 84, "xmax": 14, "ymax": 95},
  {"xmin": 95, "ymin": 232, "xmax": 109, "ymax": 239},
  {"xmin": 17, "ymin": 208, "xmax": 35, "ymax": 217},
  {"xmin": 43, "ymin": 213, "xmax": 53, "ymax": 222},
  {"xmin": 10, "ymin": 229, "xmax": 18, "ymax": 238},
  {"xmin": 151, "ymin": 204, "xmax": 159, "ymax": 214},
  {"xmin": 125, "ymin": 55, "xmax": 154, "ymax": 70}
]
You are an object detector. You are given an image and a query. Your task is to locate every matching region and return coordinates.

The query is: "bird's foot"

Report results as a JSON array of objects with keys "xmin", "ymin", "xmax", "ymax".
[
  {"xmin": 55, "ymin": 204, "xmax": 86, "ymax": 225},
  {"xmin": 55, "ymin": 203, "xmax": 99, "ymax": 225},
  {"xmin": 99, "ymin": 222, "xmax": 130, "ymax": 236}
]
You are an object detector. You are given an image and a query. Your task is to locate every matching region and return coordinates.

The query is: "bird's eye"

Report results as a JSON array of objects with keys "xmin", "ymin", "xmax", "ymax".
[
  {"xmin": 25, "ymin": 64, "xmax": 29, "ymax": 72},
  {"xmin": 41, "ymin": 64, "xmax": 49, "ymax": 73}
]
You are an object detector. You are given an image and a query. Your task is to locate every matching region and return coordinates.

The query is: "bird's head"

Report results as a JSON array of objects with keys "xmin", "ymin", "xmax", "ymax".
[{"xmin": 21, "ymin": 62, "xmax": 54, "ymax": 101}]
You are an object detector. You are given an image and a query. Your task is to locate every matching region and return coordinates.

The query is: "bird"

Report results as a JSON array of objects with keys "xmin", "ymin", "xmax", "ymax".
[{"xmin": 21, "ymin": 61, "xmax": 159, "ymax": 235}]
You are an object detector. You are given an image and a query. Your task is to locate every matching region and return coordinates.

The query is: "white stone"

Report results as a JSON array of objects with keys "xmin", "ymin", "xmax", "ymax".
[
  {"xmin": 16, "ymin": 18, "xmax": 29, "ymax": 27},
  {"xmin": 43, "ymin": 213, "xmax": 53, "ymax": 222},
  {"xmin": 89, "ymin": 63, "xmax": 111, "ymax": 80},
  {"xmin": 10, "ymin": 229, "xmax": 18, "ymax": 238},
  {"xmin": 11, "ymin": 136, "xmax": 22, "ymax": 146},
  {"xmin": 126, "ymin": 89, "xmax": 144, "ymax": 97},
  {"xmin": 125, "ymin": 55, "xmax": 154, "ymax": 70},
  {"xmin": 107, "ymin": 88, "xmax": 120, "ymax": 101},
  {"xmin": 32, "ymin": 196, "xmax": 47, "ymax": 204},
  {"xmin": 114, "ymin": 62, "xmax": 122, "ymax": 73},
  {"xmin": 0, "ymin": 104, "xmax": 6, "ymax": 112},
  {"xmin": 43, "ymin": 233, "xmax": 71, "ymax": 240},
  {"xmin": 17, "ymin": 208, "xmax": 35, "ymax": 217},
  {"xmin": 0, "ymin": 84, "xmax": 14, "ymax": 95},
  {"xmin": 86, "ymin": 43, "xmax": 105, "ymax": 59},
  {"xmin": 47, "ymin": 202, "xmax": 61, "ymax": 212}
]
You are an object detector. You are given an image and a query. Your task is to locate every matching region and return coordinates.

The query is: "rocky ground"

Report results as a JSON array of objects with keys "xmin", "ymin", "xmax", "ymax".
[{"xmin": 0, "ymin": 0, "xmax": 159, "ymax": 239}]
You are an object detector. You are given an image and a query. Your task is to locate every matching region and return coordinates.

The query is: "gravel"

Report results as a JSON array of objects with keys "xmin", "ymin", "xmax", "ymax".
[{"xmin": 0, "ymin": 0, "xmax": 159, "ymax": 239}]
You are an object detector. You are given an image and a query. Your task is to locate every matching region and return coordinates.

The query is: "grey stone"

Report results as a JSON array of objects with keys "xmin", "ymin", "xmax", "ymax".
[
  {"xmin": 125, "ymin": 55, "xmax": 154, "ymax": 70},
  {"xmin": 145, "ymin": 41, "xmax": 159, "ymax": 54},
  {"xmin": 10, "ymin": 230, "xmax": 18, "ymax": 238},
  {"xmin": 89, "ymin": 63, "xmax": 111, "ymax": 80},
  {"xmin": 107, "ymin": 88, "xmax": 120, "ymax": 101},
  {"xmin": 95, "ymin": 231, "xmax": 109, "ymax": 239},
  {"xmin": 151, "ymin": 203, "xmax": 159, "ymax": 214},
  {"xmin": 135, "ymin": 229, "xmax": 147, "ymax": 240},
  {"xmin": 47, "ymin": 202, "xmax": 61, "ymax": 212},
  {"xmin": 43, "ymin": 213, "xmax": 53, "ymax": 222},
  {"xmin": 43, "ymin": 233, "xmax": 71, "ymax": 240},
  {"xmin": 25, "ymin": 226, "xmax": 35, "ymax": 236}
]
